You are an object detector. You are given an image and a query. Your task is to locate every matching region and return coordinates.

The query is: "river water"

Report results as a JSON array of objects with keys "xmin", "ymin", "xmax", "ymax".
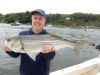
[{"xmin": 0, "ymin": 23, "xmax": 100, "ymax": 75}]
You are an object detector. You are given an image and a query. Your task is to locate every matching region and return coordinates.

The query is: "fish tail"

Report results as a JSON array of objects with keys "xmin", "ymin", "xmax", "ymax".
[{"xmin": 74, "ymin": 42, "xmax": 88, "ymax": 58}]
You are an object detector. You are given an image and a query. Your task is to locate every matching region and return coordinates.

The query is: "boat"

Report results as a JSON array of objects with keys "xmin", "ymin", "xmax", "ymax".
[
  {"xmin": 50, "ymin": 56, "xmax": 100, "ymax": 75},
  {"xmin": 11, "ymin": 21, "xmax": 20, "ymax": 26},
  {"xmin": 85, "ymin": 26, "xmax": 95, "ymax": 31},
  {"xmin": 46, "ymin": 24, "xmax": 53, "ymax": 27}
]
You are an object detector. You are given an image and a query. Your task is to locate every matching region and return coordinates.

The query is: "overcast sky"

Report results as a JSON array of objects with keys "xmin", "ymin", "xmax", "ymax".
[{"xmin": 0, "ymin": 0, "xmax": 100, "ymax": 15}]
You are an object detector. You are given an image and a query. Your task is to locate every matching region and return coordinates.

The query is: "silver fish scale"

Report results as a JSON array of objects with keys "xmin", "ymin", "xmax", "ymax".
[
  {"xmin": 23, "ymin": 40, "xmax": 75, "ymax": 50},
  {"xmin": 20, "ymin": 35, "xmax": 63, "ymax": 43},
  {"xmin": 23, "ymin": 39, "xmax": 66, "ymax": 45},
  {"xmin": 18, "ymin": 35, "xmax": 76, "ymax": 49},
  {"xmin": 20, "ymin": 35, "xmax": 59, "ymax": 40}
]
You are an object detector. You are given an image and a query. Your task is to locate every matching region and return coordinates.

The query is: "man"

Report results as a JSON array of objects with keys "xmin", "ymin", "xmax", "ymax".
[
  {"xmin": 2, "ymin": 9, "xmax": 55, "ymax": 75},
  {"xmin": 92, "ymin": 43, "xmax": 100, "ymax": 50}
]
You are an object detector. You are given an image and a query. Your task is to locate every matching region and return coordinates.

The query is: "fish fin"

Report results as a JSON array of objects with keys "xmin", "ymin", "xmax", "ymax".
[
  {"xmin": 74, "ymin": 42, "xmax": 89, "ymax": 58},
  {"xmin": 27, "ymin": 52, "xmax": 38, "ymax": 61},
  {"xmin": 50, "ymin": 31, "xmax": 60, "ymax": 37},
  {"xmin": 57, "ymin": 48, "xmax": 64, "ymax": 55}
]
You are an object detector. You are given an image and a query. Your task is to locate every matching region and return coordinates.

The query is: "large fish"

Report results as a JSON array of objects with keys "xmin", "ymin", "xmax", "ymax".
[{"xmin": 1, "ymin": 32, "xmax": 88, "ymax": 60}]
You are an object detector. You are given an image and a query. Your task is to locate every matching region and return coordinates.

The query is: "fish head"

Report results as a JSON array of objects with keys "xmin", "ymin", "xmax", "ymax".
[{"xmin": 2, "ymin": 37, "xmax": 24, "ymax": 52}]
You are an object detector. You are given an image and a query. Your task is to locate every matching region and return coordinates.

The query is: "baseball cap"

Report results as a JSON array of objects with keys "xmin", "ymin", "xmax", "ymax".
[{"xmin": 31, "ymin": 9, "xmax": 46, "ymax": 18}]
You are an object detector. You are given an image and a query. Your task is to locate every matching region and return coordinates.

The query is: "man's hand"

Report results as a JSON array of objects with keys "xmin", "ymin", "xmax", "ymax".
[
  {"xmin": 2, "ymin": 46, "xmax": 12, "ymax": 52},
  {"xmin": 41, "ymin": 44, "xmax": 55, "ymax": 53}
]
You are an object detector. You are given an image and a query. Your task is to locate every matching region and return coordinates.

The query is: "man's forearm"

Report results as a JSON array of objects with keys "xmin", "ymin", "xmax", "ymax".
[{"xmin": 6, "ymin": 51, "xmax": 20, "ymax": 58}]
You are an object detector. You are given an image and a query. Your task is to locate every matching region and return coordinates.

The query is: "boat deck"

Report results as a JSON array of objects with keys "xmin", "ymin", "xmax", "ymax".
[{"xmin": 50, "ymin": 56, "xmax": 100, "ymax": 75}]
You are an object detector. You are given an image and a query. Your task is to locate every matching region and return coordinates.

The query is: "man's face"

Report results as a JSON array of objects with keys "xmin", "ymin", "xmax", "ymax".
[{"xmin": 32, "ymin": 13, "xmax": 46, "ymax": 33}]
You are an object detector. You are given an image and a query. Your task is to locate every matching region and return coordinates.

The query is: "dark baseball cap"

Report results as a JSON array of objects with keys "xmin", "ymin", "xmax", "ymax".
[{"xmin": 31, "ymin": 9, "xmax": 46, "ymax": 18}]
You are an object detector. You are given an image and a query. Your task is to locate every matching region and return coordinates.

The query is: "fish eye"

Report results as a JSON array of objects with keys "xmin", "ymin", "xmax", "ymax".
[{"xmin": 7, "ymin": 39, "xmax": 11, "ymax": 41}]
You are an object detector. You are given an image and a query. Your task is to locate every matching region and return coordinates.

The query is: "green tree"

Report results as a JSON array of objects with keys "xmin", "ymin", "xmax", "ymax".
[{"xmin": 0, "ymin": 13, "xmax": 3, "ymax": 22}]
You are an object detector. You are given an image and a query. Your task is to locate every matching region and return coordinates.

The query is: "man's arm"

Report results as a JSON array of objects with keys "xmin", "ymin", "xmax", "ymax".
[
  {"xmin": 41, "ymin": 51, "xmax": 55, "ymax": 61},
  {"xmin": 41, "ymin": 44, "xmax": 55, "ymax": 60}
]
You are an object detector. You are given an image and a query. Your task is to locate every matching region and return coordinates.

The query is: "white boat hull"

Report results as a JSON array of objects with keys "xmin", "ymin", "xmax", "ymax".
[
  {"xmin": 85, "ymin": 26, "xmax": 95, "ymax": 32},
  {"xmin": 50, "ymin": 56, "xmax": 100, "ymax": 75},
  {"xmin": 85, "ymin": 29, "xmax": 95, "ymax": 32}
]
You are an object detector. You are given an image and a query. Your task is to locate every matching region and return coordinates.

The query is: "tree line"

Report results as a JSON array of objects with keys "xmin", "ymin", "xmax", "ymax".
[{"xmin": 0, "ymin": 11, "xmax": 100, "ymax": 27}]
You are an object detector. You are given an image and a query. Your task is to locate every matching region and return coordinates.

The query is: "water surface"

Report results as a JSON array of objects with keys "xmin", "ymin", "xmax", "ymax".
[{"xmin": 0, "ymin": 23, "xmax": 100, "ymax": 75}]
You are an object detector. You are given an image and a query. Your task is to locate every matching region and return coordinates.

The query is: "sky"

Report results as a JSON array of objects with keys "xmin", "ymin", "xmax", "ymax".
[{"xmin": 0, "ymin": 0, "xmax": 100, "ymax": 15}]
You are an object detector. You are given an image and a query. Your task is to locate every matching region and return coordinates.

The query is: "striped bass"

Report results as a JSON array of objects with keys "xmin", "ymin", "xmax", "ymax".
[{"xmin": 1, "ymin": 32, "xmax": 89, "ymax": 60}]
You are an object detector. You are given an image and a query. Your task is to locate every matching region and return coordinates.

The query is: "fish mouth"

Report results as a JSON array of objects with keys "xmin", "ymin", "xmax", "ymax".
[
  {"xmin": 1, "ymin": 38, "xmax": 7, "ymax": 46},
  {"xmin": 1, "ymin": 38, "xmax": 5, "ymax": 45}
]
